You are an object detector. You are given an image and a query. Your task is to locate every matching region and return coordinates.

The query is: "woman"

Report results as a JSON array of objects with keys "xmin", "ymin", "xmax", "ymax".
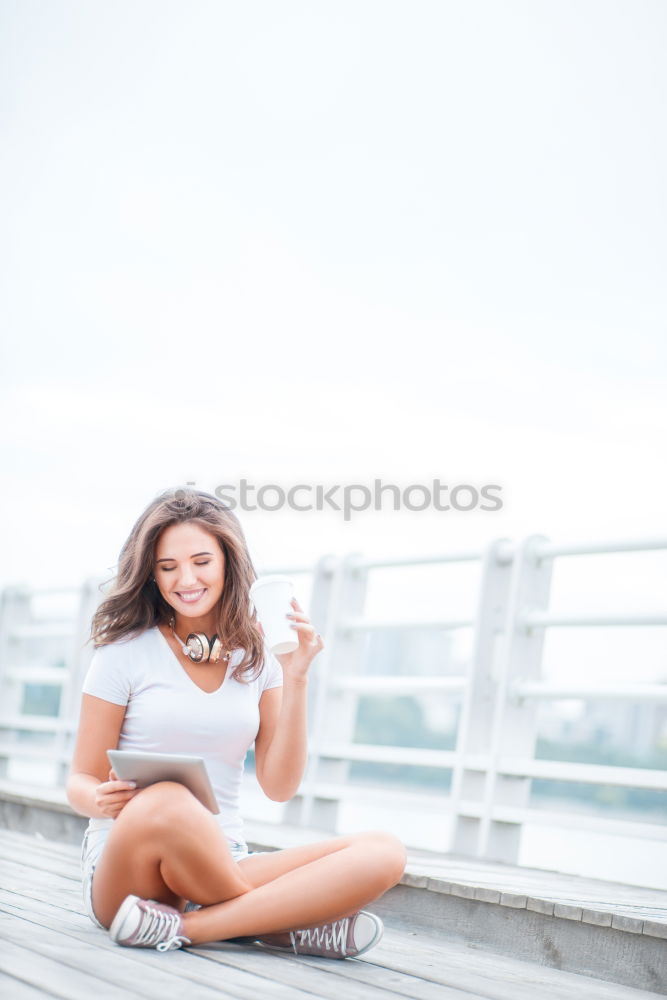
[{"xmin": 66, "ymin": 487, "xmax": 406, "ymax": 956}]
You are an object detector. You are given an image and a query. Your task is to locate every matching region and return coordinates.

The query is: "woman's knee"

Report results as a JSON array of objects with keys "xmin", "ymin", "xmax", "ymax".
[
  {"xmin": 354, "ymin": 830, "xmax": 408, "ymax": 884},
  {"xmin": 118, "ymin": 780, "xmax": 203, "ymax": 832}
]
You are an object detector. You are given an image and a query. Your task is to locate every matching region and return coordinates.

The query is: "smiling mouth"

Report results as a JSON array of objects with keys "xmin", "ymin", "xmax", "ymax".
[{"xmin": 176, "ymin": 588, "xmax": 207, "ymax": 603}]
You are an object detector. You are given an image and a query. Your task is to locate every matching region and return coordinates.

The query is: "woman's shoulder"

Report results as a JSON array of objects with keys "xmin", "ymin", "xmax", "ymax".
[
  {"xmin": 228, "ymin": 645, "xmax": 283, "ymax": 690},
  {"xmin": 90, "ymin": 626, "xmax": 158, "ymax": 664}
]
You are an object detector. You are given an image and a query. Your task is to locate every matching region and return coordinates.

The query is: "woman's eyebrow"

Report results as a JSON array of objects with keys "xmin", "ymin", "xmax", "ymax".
[{"xmin": 156, "ymin": 551, "xmax": 214, "ymax": 563}]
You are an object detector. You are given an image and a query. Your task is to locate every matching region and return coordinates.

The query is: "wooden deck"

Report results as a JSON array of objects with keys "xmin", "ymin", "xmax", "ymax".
[{"xmin": 0, "ymin": 828, "xmax": 664, "ymax": 1000}]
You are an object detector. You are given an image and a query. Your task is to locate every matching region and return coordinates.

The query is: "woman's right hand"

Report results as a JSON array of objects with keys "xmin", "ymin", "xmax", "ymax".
[{"xmin": 95, "ymin": 768, "xmax": 140, "ymax": 819}]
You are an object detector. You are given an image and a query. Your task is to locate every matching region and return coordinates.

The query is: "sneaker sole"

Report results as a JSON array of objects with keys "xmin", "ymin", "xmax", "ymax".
[{"xmin": 109, "ymin": 894, "xmax": 142, "ymax": 943}]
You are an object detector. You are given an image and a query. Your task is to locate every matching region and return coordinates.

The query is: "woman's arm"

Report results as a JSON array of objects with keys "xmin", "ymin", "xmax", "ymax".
[
  {"xmin": 254, "ymin": 678, "xmax": 308, "ymax": 801},
  {"xmin": 66, "ymin": 693, "xmax": 138, "ymax": 818},
  {"xmin": 253, "ymin": 596, "xmax": 324, "ymax": 802}
]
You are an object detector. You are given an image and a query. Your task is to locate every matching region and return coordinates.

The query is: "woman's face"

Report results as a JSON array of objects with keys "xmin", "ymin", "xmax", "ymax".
[{"xmin": 153, "ymin": 521, "xmax": 225, "ymax": 620}]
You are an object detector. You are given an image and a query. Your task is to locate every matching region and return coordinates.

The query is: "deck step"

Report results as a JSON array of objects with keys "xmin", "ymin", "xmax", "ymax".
[{"xmin": 243, "ymin": 819, "xmax": 667, "ymax": 994}]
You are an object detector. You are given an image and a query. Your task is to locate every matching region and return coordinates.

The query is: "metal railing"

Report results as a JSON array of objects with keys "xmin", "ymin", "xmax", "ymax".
[{"xmin": 0, "ymin": 534, "xmax": 666, "ymax": 864}]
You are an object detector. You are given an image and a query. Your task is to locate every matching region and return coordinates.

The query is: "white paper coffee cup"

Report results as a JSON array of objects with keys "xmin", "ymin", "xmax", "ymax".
[{"xmin": 249, "ymin": 575, "xmax": 299, "ymax": 655}]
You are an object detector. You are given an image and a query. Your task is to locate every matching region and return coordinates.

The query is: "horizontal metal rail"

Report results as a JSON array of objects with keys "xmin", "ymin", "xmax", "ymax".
[
  {"xmin": 463, "ymin": 803, "xmax": 667, "ymax": 842},
  {"xmin": 298, "ymin": 780, "xmax": 451, "ymax": 812},
  {"xmin": 0, "ymin": 743, "xmax": 70, "ymax": 762},
  {"xmin": 519, "ymin": 610, "xmax": 667, "ymax": 629},
  {"xmin": 7, "ymin": 623, "xmax": 77, "ymax": 640},
  {"xmin": 257, "ymin": 563, "xmax": 318, "ymax": 576},
  {"xmin": 328, "ymin": 675, "xmax": 466, "ymax": 694},
  {"xmin": 349, "ymin": 550, "xmax": 484, "ymax": 570},
  {"xmin": 512, "ymin": 681, "xmax": 667, "ymax": 703},
  {"xmin": 300, "ymin": 782, "xmax": 667, "ymax": 841},
  {"xmin": 0, "ymin": 715, "xmax": 74, "ymax": 734},
  {"xmin": 534, "ymin": 538, "xmax": 667, "ymax": 559},
  {"xmin": 312, "ymin": 743, "xmax": 667, "ymax": 790},
  {"xmin": 498, "ymin": 756, "xmax": 667, "ymax": 791},
  {"xmin": 316, "ymin": 742, "xmax": 457, "ymax": 768},
  {"xmin": 6, "ymin": 666, "xmax": 68, "ymax": 685},
  {"xmin": 4, "ymin": 585, "xmax": 82, "ymax": 597},
  {"xmin": 340, "ymin": 616, "xmax": 473, "ymax": 633}
]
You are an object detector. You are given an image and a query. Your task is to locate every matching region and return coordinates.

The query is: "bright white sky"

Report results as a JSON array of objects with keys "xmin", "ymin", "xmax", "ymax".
[{"xmin": 1, "ymin": 1, "xmax": 666, "ymax": 680}]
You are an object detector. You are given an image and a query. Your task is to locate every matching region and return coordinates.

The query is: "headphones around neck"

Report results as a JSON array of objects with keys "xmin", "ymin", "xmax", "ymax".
[
  {"xmin": 148, "ymin": 574, "xmax": 231, "ymax": 663},
  {"xmin": 185, "ymin": 630, "xmax": 226, "ymax": 663},
  {"xmin": 168, "ymin": 615, "xmax": 230, "ymax": 663}
]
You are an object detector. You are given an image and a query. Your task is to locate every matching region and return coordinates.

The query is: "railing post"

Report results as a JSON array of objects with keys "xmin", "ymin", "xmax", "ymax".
[
  {"xmin": 55, "ymin": 576, "xmax": 104, "ymax": 785},
  {"xmin": 449, "ymin": 539, "xmax": 514, "ymax": 855},
  {"xmin": 476, "ymin": 534, "xmax": 553, "ymax": 861},
  {"xmin": 282, "ymin": 554, "xmax": 337, "ymax": 827},
  {"xmin": 288, "ymin": 552, "xmax": 369, "ymax": 831},
  {"xmin": 0, "ymin": 586, "xmax": 32, "ymax": 779}
]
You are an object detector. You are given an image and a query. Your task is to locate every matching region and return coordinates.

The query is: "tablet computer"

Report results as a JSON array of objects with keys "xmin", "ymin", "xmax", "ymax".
[{"xmin": 107, "ymin": 749, "xmax": 220, "ymax": 814}]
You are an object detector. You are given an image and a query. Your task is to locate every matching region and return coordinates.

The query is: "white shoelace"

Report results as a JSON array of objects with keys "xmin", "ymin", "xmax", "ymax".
[
  {"xmin": 133, "ymin": 902, "xmax": 190, "ymax": 951},
  {"xmin": 156, "ymin": 934, "xmax": 191, "ymax": 953},
  {"xmin": 290, "ymin": 917, "xmax": 350, "ymax": 956}
]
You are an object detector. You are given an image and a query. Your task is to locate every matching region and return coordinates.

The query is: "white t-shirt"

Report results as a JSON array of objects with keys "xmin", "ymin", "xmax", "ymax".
[{"xmin": 81, "ymin": 625, "xmax": 283, "ymax": 848}]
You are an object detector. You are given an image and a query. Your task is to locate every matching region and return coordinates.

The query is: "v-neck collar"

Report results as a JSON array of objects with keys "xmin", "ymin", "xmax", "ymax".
[{"xmin": 154, "ymin": 624, "xmax": 233, "ymax": 695}]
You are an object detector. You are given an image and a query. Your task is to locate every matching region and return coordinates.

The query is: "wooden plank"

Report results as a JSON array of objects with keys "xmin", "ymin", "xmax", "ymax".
[
  {"xmin": 183, "ymin": 942, "xmax": 453, "ymax": 1000},
  {"xmin": 0, "ymin": 842, "xmax": 81, "ymax": 880},
  {"xmin": 0, "ymin": 931, "xmax": 146, "ymax": 1000},
  {"xmin": 0, "ymin": 886, "xmax": 464, "ymax": 1000},
  {"xmin": 362, "ymin": 931, "xmax": 665, "ymax": 1000},
  {"xmin": 0, "ymin": 831, "xmax": 82, "ymax": 865},
  {"xmin": 0, "ymin": 829, "xmax": 82, "ymax": 860},
  {"xmin": 0, "ymin": 969, "xmax": 59, "ymax": 999},
  {"xmin": 0, "ymin": 898, "xmax": 335, "ymax": 1000},
  {"xmin": 244, "ymin": 942, "xmax": 486, "ymax": 1000},
  {"xmin": 1, "ymin": 862, "xmax": 86, "ymax": 914}
]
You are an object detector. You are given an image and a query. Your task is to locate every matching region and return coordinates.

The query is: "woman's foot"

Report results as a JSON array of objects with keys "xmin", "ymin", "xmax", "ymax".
[
  {"xmin": 109, "ymin": 894, "xmax": 192, "ymax": 952},
  {"xmin": 255, "ymin": 910, "xmax": 383, "ymax": 959}
]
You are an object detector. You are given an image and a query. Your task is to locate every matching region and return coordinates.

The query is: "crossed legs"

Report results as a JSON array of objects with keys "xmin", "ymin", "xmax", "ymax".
[{"xmin": 91, "ymin": 781, "xmax": 407, "ymax": 946}]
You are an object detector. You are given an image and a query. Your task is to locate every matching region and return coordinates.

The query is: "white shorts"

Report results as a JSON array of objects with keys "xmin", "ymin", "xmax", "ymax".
[{"xmin": 80, "ymin": 822, "xmax": 253, "ymax": 931}]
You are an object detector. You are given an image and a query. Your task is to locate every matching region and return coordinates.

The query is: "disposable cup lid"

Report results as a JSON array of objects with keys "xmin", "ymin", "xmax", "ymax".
[{"xmin": 249, "ymin": 575, "xmax": 294, "ymax": 594}]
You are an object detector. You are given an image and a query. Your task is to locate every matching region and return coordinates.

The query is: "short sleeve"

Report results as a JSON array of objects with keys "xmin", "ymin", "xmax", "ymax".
[
  {"xmin": 259, "ymin": 647, "xmax": 283, "ymax": 693},
  {"xmin": 81, "ymin": 644, "xmax": 131, "ymax": 706}
]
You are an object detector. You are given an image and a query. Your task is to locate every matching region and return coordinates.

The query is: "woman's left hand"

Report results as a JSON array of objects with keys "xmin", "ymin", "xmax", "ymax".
[{"xmin": 275, "ymin": 596, "xmax": 324, "ymax": 681}]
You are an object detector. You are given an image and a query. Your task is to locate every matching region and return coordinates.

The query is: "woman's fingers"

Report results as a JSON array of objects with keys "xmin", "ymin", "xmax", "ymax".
[
  {"xmin": 288, "ymin": 621, "xmax": 316, "ymax": 634},
  {"xmin": 288, "ymin": 621, "xmax": 324, "ymax": 645}
]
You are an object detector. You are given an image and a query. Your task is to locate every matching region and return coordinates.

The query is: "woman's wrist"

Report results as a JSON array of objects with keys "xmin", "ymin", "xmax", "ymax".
[
  {"xmin": 281, "ymin": 670, "xmax": 309, "ymax": 689},
  {"xmin": 66, "ymin": 772, "xmax": 105, "ymax": 819}
]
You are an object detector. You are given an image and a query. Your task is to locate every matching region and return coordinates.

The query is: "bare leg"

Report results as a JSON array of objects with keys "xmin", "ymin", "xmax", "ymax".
[
  {"xmin": 181, "ymin": 831, "xmax": 406, "ymax": 944},
  {"xmin": 92, "ymin": 781, "xmax": 407, "ymax": 941},
  {"xmin": 92, "ymin": 781, "xmax": 252, "ymax": 928}
]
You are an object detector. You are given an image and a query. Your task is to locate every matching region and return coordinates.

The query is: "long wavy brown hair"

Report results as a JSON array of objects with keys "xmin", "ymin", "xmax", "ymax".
[{"xmin": 88, "ymin": 487, "xmax": 265, "ymax": 682}]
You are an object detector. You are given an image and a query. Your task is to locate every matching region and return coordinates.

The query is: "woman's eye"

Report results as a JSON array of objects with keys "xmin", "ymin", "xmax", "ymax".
[{"xmin": 161, "ymin": 561, "xmax": 211, "ymax": 573}]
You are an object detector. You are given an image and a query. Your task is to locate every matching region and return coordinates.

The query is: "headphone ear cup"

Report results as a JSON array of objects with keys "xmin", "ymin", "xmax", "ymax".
[
  {"xmin": 209, "ymin": 636, "xmax": 223, "ymax": 662},
  {"xmin": 185, "ymin": 632, "xmax": 209, "ymax": 662}
]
